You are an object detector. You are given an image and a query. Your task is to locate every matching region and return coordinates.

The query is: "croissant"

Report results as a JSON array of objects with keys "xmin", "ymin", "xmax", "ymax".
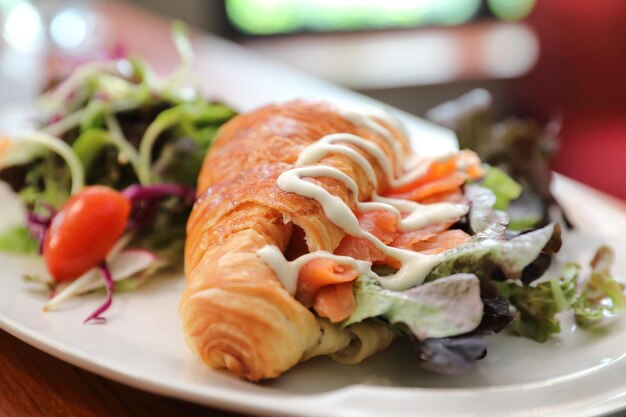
[{"xmin": 180, "ymin": 101, "xmax": 407, "ymax": 381}]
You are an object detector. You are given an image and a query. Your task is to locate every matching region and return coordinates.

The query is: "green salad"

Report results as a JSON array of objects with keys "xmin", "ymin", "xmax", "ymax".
[{"xmin": 0, "ymin": 23, "xmax": 236, "ymax": 322}]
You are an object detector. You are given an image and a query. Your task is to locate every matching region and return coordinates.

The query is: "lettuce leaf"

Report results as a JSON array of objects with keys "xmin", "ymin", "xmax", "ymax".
[
  {"xmin": 427, "ymin": 222, "xmax": 561, "ymax": 284},
  {"xmin": 71, "ymin": 128, "xmax": 113, "ymax": 170},
  {"xmin": 497, "ymin": 246, "xmax": 626, "ymax": 342},
  {"xmin": 480, "ymin": 166, "xmax": 522, "ymax": 210},
  {"xmin": 407, "ymin": 280, "xmax": 513, "ymax": 375},
  {"xmin": 0, "ymin": 225, "xmax": 39, "ymax": 254},
  {"xmin": 464, "ymin": 184, "xmax": 507, "ymax": 234},
  {"xmin": 475, "ymin": 280, "xmax": 515, "ymax": 335},
  {"xmin": 575, "ymin": 246, "xmax": 626, "ymax": 327},
  {"xmin": 345, "ymin": 274, "xmax": 483, "ymax": 339},
  {"xmin": 16, "ymin": 155, "xmax": 71, "ymax": 209},
  {"xmin": 498, "ymin": 263, "xmax": 579, "ymax": 342},
  {"xmin": 411, "ymin": 335, "xmax": 487, "ymax": 375},
  {"xmin": 428, "ymin": 184, "xmax": 561, "ymax": 285}
]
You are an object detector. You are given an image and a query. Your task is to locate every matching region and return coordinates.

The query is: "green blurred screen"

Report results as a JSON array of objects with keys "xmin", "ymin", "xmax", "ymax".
[{"xmin": 226, "ymin": 0, "xmax": 535, "ymax": 35}]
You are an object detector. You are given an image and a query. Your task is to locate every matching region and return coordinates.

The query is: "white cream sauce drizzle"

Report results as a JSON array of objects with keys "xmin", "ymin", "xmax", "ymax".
[
  {"xmin": 257, "ymin": 245, "xmax": 374, "ymax": 295},
  {"xmin": 274, "ymin": 165, "xmax": 446, "ymax": 291},
  {"xmin": 339, "ymin": 110, "xmax": 406, "ymax": 178},
  {"xmin": 294, "ymin": 133, "xmax": 468, "ymax": 232},
  {"xmin": 257, "ymin": 110, "xmax": 467, "ymax": 292},
  {"xmin": 364, "ymin": 195, "xmax": 468, "ymax": 232},
  {"xmin": 333, "ymin": 112, "xmax": 457, "ymax": 189}
]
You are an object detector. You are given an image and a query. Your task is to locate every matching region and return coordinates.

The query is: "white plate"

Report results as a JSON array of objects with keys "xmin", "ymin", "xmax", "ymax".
[{"xmin": 2, "ymin": 32, "xmax": 626, "ymax": 417}]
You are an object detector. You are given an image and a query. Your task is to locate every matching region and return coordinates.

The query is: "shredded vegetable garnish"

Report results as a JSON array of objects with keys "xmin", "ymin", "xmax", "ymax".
[
  {"xmin": 4, "ymin": 133, "xmax": 85, "ymax": 194},
  {"xmin": 83, "ymin": 262, "xmax": 114, "ymax": 323},
  {"xmin": 26, "ymin": 209, "xmax": 53, "ymax": 253},
  {"xmin": 43, "ymin": 246, "xmax": 157, "ymax": 312},
  {"xmin": 137, "ymin": 103, "xmax": 212, "ymax": 184},
  {"xmin": 122, "ymin": 183, "xmax": 195, "ymax": 205},
  {"xmin": 122, "ymin": 183, "xmax": 195, "ymax": 229},
  {"xmin": 42, "ymin": 108, "xmax": 87, "ymax": 138},
  {"xmin": 171, "ymin": 21, "xmax": 194, "ymax": 69},
  {"xmin": 104, "ymin": 113, "xmax": 142, "ymax": 178}
]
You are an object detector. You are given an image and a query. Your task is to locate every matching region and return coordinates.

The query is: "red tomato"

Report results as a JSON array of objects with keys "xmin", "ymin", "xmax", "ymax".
[{"xmin": 44, "ymin": 186, "xmax": 131, "ymax": 282}]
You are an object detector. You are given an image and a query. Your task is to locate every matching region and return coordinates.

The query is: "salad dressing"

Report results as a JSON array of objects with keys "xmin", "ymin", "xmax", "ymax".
[
  {"xmin": 339, "ymin": 110, "xmax": 406, "ymax": 176},
  {"xmin": 294, "ymin": 132, "xmax": 468, "ymax": 231},
  {"xmin": 258, "ymin": 112, "xmax": 465, "ymax": 291},
  {"xmin": 257, "ymin": 245, "xmax": 374, "ymax": 295}
]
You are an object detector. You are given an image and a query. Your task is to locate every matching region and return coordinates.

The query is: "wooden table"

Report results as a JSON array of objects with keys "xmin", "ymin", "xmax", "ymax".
[{"xmin": 0, "ymin": 331, "xmax": 244, "ymax": 417}]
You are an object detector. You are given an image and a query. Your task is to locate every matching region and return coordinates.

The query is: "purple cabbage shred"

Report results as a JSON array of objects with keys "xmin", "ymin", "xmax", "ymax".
[
  {"xmin": 26, "ymin": 206, "xmax": 55, "ymax": 254},
  {"xmin": 122, "ymin": 183, "xmax": 195, "ymax": 229},
  {"xmin": 83, "ymin": 262, "xmax": 114, "ymax": 324}
]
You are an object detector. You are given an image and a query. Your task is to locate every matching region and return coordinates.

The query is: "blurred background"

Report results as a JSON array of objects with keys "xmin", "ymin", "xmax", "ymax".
[{"xmin": 0, "ymin": 0, "xmax": 624, "ymax": 199}]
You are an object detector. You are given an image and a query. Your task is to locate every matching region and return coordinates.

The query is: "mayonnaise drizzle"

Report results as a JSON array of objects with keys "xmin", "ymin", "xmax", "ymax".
[
  {"xmin": 274, "ymin": 164, "xmax": 446, "ymax": 291},
  {"xmin": 293, "ymin": 133, "xmax": 469, "ymax": 232},
  {"xmin": 257, "ymin": 245, "xmax": 374, "ymax": 295},
  {"xmin": 257, "ymin": 110, "xmax": 466, "ymax": 292},
  {"xmin": 339, "ymin": 110, "xmax": 406, "ymax": 177},
  {"xmin": 362, "ymin": 195, "xmax": 468, "ymax": 232}
]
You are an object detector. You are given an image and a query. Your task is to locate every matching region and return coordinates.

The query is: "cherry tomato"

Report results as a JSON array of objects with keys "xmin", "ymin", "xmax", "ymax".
[{"xmin": 44, "ymin": 186, "xmax": 131, "ymax": 282}]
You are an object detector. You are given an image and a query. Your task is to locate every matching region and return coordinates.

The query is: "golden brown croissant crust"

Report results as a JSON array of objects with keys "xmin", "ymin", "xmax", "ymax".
[{"xmin": 181, "ymin": 100, "xmax": 407, "ymax": 380}]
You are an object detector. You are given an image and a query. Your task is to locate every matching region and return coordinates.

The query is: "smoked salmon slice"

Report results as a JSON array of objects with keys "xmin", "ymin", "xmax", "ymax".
[
  {"xmin": 419, "ymin": 189, "xmax": 465, "ymax": 204},
  {"xmin": 334, "ymin": 210, "xmax": 400, "ymax": 266},
  {"xmin": 334, "ymin": 211, "xmax": 463, "ymax": 269},
  {"xmin": 388, "ymin": 156, "xmax": 457, "ymax": 194},
  {"xmin": 313, "ymin": 282, "xmax": 356, "ymax": 323},
  {"xmin": 385, "ymin": 171, "xmax": 466, "ymax": 202},
  {"xmin": 296, "ymin": 258, "xmax": 359, "ymax": 308},
  {"xmin": 407, "ymin": 229, "xmax": 470, "ymax": 255}
]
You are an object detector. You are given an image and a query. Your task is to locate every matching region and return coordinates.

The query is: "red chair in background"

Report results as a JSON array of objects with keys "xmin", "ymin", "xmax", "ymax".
[{"xmin": 519, "ymin": 0, "xmax": 626, "ymax": 200}]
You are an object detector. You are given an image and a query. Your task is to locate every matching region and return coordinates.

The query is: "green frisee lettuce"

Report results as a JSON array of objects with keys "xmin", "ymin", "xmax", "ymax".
[
  {"xmin": 498, "ymin": 263, "xmax": 578, "ymax": 342},
  {"xmin": 498, "ymin": 246, "xmax": 626, "ymax": 342}
]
